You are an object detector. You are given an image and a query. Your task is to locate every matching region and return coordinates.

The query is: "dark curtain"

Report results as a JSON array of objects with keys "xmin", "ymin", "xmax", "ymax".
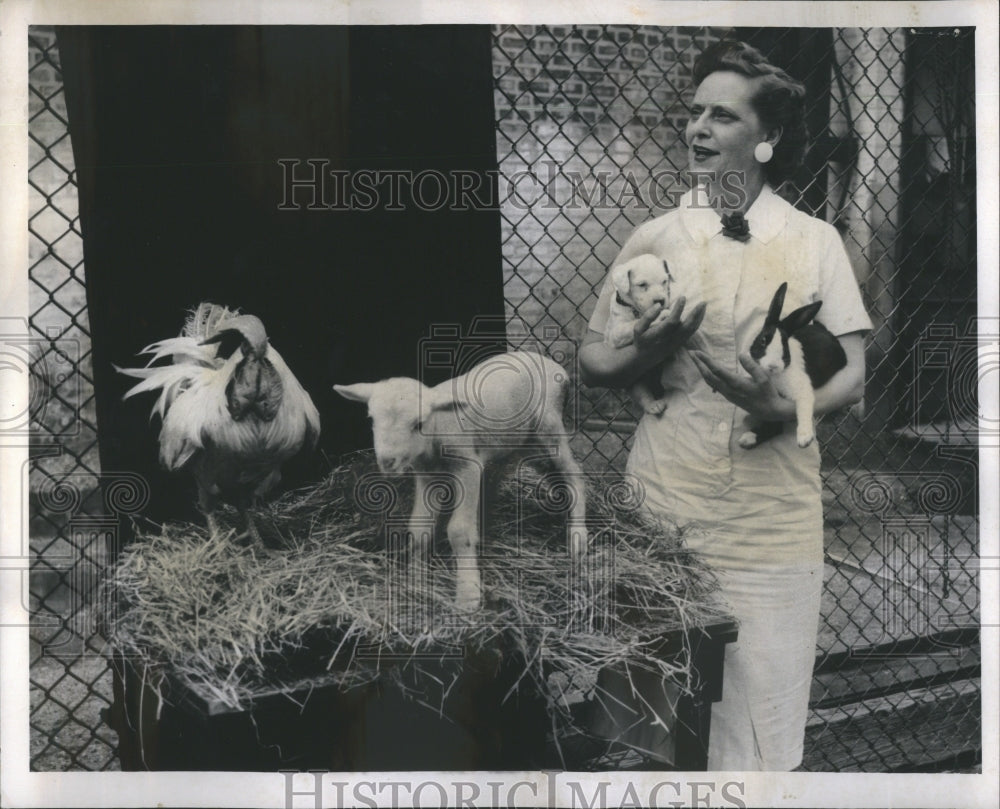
[{"xmin": 58, "ymin": 25, "xmax": 505, "ymax": 528}]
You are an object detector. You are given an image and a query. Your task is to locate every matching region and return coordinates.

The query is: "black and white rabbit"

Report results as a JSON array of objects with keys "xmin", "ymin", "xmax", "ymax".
[{"xmin": 739, "ymin": 282, "xmax": 847, "ymax": 449}]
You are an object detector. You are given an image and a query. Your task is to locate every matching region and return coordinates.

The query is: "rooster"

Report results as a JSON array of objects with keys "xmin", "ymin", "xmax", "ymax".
[{"xmin": 116, "ymin": 303, "xmax": 321, "ymax": 542}]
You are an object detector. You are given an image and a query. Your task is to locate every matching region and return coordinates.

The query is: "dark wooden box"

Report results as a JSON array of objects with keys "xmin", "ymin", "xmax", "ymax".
[{"xmin": 109, "ymin": 621, "xmax": 736, "ymax": 771}]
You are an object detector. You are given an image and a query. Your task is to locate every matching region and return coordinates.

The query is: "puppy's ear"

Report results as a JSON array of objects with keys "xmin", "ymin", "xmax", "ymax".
[
  {"xmin": 611, "ymin": 264, "xmax": 632, "ymax": 297},
  {"xmin": 662, "ymin": 259, "xmax": 673, "ymax": 281}
]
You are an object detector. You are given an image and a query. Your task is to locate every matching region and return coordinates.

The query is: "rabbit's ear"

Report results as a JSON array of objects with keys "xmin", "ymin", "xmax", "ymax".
[
  {"xmin": 781, "ymin": 300, "xmax": 823, "ymax": 333},
  {"xmin": 611, "ymin": 264, "xmax": 632, "ymax": 297},
  {"xmin": 765, "ymin": 282, "xmax": 788, "ymax": 325}
]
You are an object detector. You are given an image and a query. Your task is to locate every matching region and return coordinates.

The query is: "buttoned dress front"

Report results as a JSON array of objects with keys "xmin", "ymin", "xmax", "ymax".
[{"xmin": 588, "ymin": 185, "xmax": 872, "ymax": 770}]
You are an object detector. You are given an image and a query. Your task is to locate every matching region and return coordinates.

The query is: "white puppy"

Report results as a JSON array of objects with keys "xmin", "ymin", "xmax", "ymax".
[{"xmin": 604, "ymin": 253, "xmax": 673, "ymax": 415}]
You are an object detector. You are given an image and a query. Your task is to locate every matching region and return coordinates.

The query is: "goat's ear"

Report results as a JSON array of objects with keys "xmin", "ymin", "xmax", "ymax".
[
  {"xmin": 611, "ymin": 264, "xmax": 632, "ymax": 297},
  {"xmin": 781, "ymin": 300, "xmax": 823, "ymax": 333},
  {"xmin": 426, "ymin": 389, "xmax": 467, "ymax": 413},
  {"xmin": 333, "ymin": 382, "xmax": 375, "ymax": 403}
]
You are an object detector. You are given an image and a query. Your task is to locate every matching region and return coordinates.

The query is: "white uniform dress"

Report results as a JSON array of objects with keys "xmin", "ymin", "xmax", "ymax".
[{"xmin": 588, "ymin": 185, "xmax": 872, "ymax": 770}]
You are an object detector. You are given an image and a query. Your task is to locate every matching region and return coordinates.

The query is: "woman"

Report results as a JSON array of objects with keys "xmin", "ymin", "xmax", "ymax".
[{"xmin": 580, "ymin": 41, "xmax": 872, "ymax": 771}]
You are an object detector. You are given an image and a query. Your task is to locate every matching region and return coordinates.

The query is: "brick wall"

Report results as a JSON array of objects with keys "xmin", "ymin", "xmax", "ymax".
[
  {"xmin": 492, "ymin": 26, "xmax": 725, "ymax": 362},
  {"xmin": 493, "ymin": 25, "xmax": 721, "ymax": 128}
]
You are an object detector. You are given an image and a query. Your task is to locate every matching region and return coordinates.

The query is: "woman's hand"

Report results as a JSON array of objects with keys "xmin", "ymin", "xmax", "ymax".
[
  {"xmin": 690, "ymin": 334, "xmax": 866, "ymax": 420},
  {"xmin": 633, "ymin": 297, "xmax": 707, "ymax": 359},
  {"xmin": 689, "ymin": 350, "xmax": 793, "ymax": 420},
  {"xmin": 579, "ymin": 297, "xmax": 706, "ymax": 389}
]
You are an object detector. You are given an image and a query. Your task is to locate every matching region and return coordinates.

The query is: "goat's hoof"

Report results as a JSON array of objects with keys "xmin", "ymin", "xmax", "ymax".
[
  {"xmin": 644, "ymin": 400, "xmax": 668, "ymax": 415},
  {"xmin": 738, "ymin": 431, "xmax": 758, "ymax": 449},
  {"xmin": 455, "ymin": 578, "xmax": 482, "ymax": 612},
  {"xmin": 454, "ymin": 595, "xmax": 481, "ymax": 612},
  {"xmin": 797, "ymin": 432, "xmax": 815, "ymax": 448}
]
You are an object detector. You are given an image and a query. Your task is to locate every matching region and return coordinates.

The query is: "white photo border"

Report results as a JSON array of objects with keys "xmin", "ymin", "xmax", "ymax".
[{"xmin": 2, "ymin": 1, "xmax": 997, "ymax": 807}]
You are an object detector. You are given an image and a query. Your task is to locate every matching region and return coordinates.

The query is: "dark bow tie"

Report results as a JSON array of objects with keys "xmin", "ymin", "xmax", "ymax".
[{"xmin": 720, "ymin": 211, "xmax": 751, "ymax": 242}]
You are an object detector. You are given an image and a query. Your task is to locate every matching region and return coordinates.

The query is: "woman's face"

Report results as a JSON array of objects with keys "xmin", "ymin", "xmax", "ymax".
[{"xmin": 685, "ymin": 70, "xmax": 773, "ymax": 194}]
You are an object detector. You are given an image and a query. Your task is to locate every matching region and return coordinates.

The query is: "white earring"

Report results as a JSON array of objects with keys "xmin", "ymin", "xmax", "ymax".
[{"xmin": 754, "ymin": 142, "xmax": 774, "ymax": 164}]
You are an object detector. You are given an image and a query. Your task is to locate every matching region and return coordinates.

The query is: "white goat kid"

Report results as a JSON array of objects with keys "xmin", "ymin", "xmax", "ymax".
[{"xmin": 335, "ymin": 351, "xmax": 587, "ymax": 610}]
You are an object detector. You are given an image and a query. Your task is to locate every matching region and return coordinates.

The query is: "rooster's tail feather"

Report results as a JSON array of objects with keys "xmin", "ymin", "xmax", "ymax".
[
  {"xmin": 115, "ymin": 303, "xmax": 245, "ymax": 422},
  {"xmin": 116, "ymin": 363, "xmax": 208, "ymax": 422},
  {"xmin": 184, "ymin": 302, "xmax": 242, "ymax": 341},
  {"xmin": 138, "ymin": 336, "xmax": 219, "ymax": 368}
]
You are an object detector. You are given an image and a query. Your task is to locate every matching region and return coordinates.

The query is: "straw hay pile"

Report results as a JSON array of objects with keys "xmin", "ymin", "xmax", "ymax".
[{"xmin": 107, "ymin": 451, "xmax": 729, "ymax": 750}]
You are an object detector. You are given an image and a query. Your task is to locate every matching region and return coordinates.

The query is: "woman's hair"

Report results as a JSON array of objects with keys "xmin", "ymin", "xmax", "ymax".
[{"xmin": 692, "ymin": 40, "xmax": 808, "ymax": 186}]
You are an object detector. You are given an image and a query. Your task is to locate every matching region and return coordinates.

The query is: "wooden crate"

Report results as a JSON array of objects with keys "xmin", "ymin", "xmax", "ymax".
[{"xmin": 108, "ymin": 621, "xmax": 737, "ymax": 771}]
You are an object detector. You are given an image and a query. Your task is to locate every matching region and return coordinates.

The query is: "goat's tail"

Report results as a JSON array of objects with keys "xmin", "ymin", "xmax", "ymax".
[{"xmin": 551, "ymin": 356, "xmax": 576, "ymax": 431}]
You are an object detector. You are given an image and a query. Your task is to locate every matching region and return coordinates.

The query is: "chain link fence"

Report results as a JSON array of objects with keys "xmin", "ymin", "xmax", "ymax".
[
  {"xmin": 493, "ymin": 24, "xmax": 980, "ymax": 772},
  {"xmin": 26, "ymin": 24, "xmax": 980, "ymax": 772},
  {"xmin": 27, "ymin": 27, "xmax": 117, "ymax": 771}
]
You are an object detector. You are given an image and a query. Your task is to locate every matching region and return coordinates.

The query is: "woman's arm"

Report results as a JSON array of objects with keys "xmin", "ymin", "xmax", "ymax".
[
  {"xmin": 579, "ymin": 298, "xmax": 707, "ymax": 388},
  {"xmin": 689, "ymin": 333, "xmax": 866, "ymax": 421}
]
